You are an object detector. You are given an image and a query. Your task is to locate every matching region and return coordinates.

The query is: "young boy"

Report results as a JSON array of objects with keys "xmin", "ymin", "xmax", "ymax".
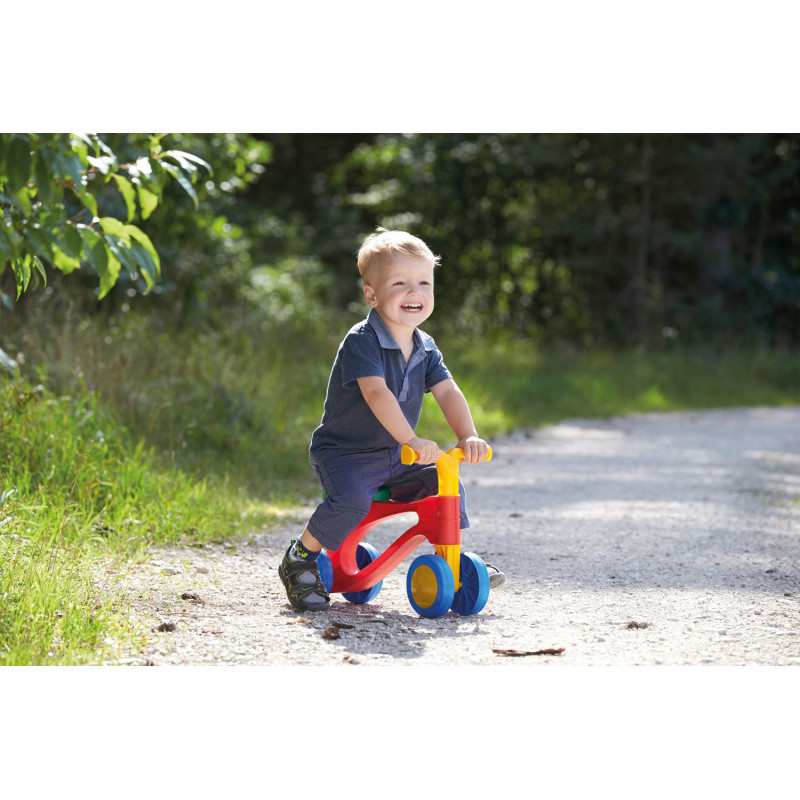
[{"xmin": 279, "ymin": 229, "xmax": 502, "ymax": 611}]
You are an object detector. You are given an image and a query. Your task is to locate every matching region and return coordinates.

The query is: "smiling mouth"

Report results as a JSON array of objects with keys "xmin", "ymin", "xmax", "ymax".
[{"xmin": 401, "ymin": 303, "xmax": 423, "ymax": 312}]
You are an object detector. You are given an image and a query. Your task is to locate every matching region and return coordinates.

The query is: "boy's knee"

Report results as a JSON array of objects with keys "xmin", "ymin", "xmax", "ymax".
[{"xmin": 307, "ymin": 492, "xmax": 373, "ymax": 551}]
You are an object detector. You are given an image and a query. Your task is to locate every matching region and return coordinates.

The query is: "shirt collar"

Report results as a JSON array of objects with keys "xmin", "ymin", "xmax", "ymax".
[{"xmin": 367, "ymin": 308, "xmax": 433, "ymax": 352}]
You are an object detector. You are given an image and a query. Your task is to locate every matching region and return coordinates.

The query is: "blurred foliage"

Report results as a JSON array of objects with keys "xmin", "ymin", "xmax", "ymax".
[
  {"xmin": 0, "ymin": 133, "xmax": 211, "ymax": 306},
  {"xmin": 326, "ymin": 133, "xmax": 800, "ymax": 348},
  {"xmin": 3, "ymin": 132, "xmax": 799, "ymax": 353}
]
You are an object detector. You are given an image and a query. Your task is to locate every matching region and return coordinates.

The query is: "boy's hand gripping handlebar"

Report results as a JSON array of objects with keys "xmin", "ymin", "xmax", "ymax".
[
  {"xmin": 400, "ymin": 444, "xmax": 493, "ymax": 497},
  {"xmin": 400, "ymin": 444, "xmax": 493, "ymax": 465}
]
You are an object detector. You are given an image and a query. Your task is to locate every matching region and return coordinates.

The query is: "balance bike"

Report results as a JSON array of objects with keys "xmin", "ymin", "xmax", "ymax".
[{"xmin": 317, "ymin": 444, "xmax": 493, "ymax": 618}]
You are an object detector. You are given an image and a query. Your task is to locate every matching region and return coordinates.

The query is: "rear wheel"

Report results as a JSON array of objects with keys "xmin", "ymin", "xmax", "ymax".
[
  {"xmin": 450, "ymin": 552, "xmax": 490, "ymax": 615},
  {"xmin": 317, "ymin": 550, "xmax": 334, "ymax": 594},
  {"xmin": 341, "ymin": 542, "xmax": 383, "ymax": 604}
]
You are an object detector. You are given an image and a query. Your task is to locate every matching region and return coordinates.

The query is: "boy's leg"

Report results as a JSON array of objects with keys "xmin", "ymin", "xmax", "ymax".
[
  {"xmin": 305, "ymin": 451, "xmax": 391, "ymax": 548},
  {"xmin": 279, "ymin": 451, "xmax": 390, "ymax": 612},
  {"xmin": 301, "ymin": 529, "xmax": 324, "ymax": 551}
]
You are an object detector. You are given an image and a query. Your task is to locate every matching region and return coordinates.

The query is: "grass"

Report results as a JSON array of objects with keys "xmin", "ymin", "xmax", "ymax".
[
  {"xmin": 437, "ymin": 337, "xmax": 800, "ymax": 435},
  {"xmin": 2, "ymin": 304, "xmax": 799, "ymax": 664},
  {"xmin": 0, "ymin": 494, "xmax": 131, "ymax": 666},
  {"xmin": 0, "ymin": 379, "xmax": 287, "ymax": 665}
]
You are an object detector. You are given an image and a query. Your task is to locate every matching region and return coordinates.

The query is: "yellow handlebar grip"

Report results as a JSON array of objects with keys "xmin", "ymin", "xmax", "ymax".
[
  {"xmin": 450, "ymin": 446, "xmax": 493, "ymax": 463},
  {"xmin": 401, "ymin": 444, "xmax": 418, "ymax": 465}
]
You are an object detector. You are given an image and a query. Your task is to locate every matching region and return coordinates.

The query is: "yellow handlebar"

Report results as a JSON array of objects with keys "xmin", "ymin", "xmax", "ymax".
[
  {"xmin": 400, "ymin": 444, "xmax": 492, "ymax": 497},
  {"xmin": 400, "ymin": 445, "xmax": 493, "ymax": 465}
]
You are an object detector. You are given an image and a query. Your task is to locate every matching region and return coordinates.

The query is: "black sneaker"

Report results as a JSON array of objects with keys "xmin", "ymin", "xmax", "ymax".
[{"xmin": 278, "ymin": 543, "xmax": 330, "ymax": 612}]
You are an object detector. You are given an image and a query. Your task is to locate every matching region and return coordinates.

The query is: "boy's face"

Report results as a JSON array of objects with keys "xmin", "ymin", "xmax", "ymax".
[{"xmin": 363, "ymin": 255, "xmax": 435, "ymax": 336}]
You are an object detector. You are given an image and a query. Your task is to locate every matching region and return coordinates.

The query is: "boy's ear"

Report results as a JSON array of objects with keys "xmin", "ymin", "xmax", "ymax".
[{"xmin": 363, "ymin": 283, "xmax": 377, "ymax": 307}]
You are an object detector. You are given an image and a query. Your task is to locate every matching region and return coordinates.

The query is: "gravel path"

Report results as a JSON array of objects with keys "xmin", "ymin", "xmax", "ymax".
[{"xmin": 105, "ymin": 406, "xmax": 800, "ymax": 666}]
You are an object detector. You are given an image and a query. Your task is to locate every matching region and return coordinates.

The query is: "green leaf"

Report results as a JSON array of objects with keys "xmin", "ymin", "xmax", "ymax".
[
  {"xmin": 69, "ymin": 135, "xmax": 90, "ymax": 166},
  {"xmin": 70, "ymin": 182, "xmax": 98, "ymax": 217},
  {"xmin": 0, "ymin": 222, "xmax": 21, "ymax": 262},
  {"xmin": 129, "ymin": 239, "xmax": 159, "ymax": 290},
  {"xmin": 105, "ymin": 235, "xmax": 138, "ymax": 280},
  {"xmin": 6, "ymin": 135, "xmax": 32, "ymax": 193},
  {"xmin": 99, "ymin": 248, "xmax": 122, "ymax": 298},
  {"xmin": 59, "ymin": 224, "xmax": 83, "ymax": 259},
  {"xmin": 53, "ymin": 148, "xmax": 86, "ymax": 186},
  {"xmin": 161, "ymin": 161, "xmax": 198, "ymax": 209},
  {"xmin": 98, "ymin": 216, "xmax": 131, "ymax": 243},
  {"xmin": 12, "ymin": 255, "xmax": 31, "ymax": 298},
  {"xmin": 31, "ymin": 255, "xmax": 47, "ymax": 286},
  {"xmin": 137, "ymin": 185, "xmax": 159, "ymax": 219},
  {"xmin": 112, "ymin": 174, "xmax": 137, "ymax": 222},
  {"xmin": 76, "ymin": 223, "xmax": 102, "ymax": 253},
  {"xmin": 34, "ymin": 146, "xmax": 57, "ymax": 204},
  {"xmin": 53, "ymin": 225, "xmax": 82, "ymax": 274},
  {"xmin": 82, "ymin": 233, "xmax": 120, "ymax": 299},
  {"xmin": 22, "ymin": 225, "xmax": 54, "ymax": 263},
  {"xmin": 12, "ymin": 187, "xmax": 32, "ymax": 217},
  {"xmin": 89, "ymin": 236, "xmax": 108, "ymax": 272},
  {"xmin": 97, "ymin": 218, "xmax": 159, "ymax": 275},
  {"xmin": 149, "ymin": 134, "xmax": 167, "ymax": 155},
  {"xmin": 126, "ymin": 225, "xmax": 160, "ymax": 274},
  {"xmin": 90, "ymin": 134, "xmax": 114, "ymax": 158},
  {"xmin": 78, "ymin": 224, "xmax": 109, "ymax": 285},
  {"xmin": 70, "ymin": 133, "xmax": 94, "ymax": 148},
  {"xmin": 103, "ymin": 234, "xmax": 126, "ymax": 266},
  {"xmin": 164, "ymin": 150, "xmax": 212, "ymax": 176},
  {"xmin": 54, "ymin": 248, "xmax": 81, "ymax": 275},
  {"xmin": 149, "ymin": 157, "xmax": 164, "ymax": 184}
]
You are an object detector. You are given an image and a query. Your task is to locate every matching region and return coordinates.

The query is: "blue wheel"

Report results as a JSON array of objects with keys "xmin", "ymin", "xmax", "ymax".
[
  {"xmin": 318, "ymin": 550, "xmax": 334, "ymax": 594},
  {"xmin": 450, "ymin": 552, "xmax": 490, "ymax": 616},
  {"xmin": 406, "ymin": 554, "xmax": 455, "ymax": 618},
  {"xmin": 341, "ymin": 542, "xmax": 383, "ymax": 604}
]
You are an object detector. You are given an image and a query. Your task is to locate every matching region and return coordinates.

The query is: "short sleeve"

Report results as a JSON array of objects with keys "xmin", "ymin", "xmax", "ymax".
[
  {"xmin": 424, "ymin": 345, "xmax": 452, "ymax": 392},
  {"xmin": 339, "ymin": 328, "xmax": 385, "ymax": 387}
]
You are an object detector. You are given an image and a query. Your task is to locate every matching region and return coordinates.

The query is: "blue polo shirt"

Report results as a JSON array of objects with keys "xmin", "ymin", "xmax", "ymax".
[{"xmin": 309, "ymin": 309, "xmax": 452, "ymax": 460}]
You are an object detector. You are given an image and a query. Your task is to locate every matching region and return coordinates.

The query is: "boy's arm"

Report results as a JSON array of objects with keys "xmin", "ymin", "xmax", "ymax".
[
  {"xmin": 429, "ymin": 378, "xmax": 490, "ymax": 464},
  {"xmin": 357, "ymin": 376, "xmax": 441, "ymax": 464}
]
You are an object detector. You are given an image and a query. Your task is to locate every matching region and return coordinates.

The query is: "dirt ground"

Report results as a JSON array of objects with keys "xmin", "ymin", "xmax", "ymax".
[{"xmin": 104, "ymin": 406, "xmax": 800, "ymax": 667}]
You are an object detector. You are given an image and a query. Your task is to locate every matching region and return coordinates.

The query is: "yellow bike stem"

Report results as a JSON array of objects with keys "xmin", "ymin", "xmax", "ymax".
[{"xmin": 400, "ymin": 444, "xmax": 493, "ymax": 592}]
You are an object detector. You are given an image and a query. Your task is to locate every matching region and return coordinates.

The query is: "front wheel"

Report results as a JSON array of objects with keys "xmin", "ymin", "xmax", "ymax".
[
  {"xmin": 406, "ymin": 554, "xmax": 455, "ymax": 618},
  {"xmin": 450, "ymin": 552, "xmax": 490, "ymax": 616}
]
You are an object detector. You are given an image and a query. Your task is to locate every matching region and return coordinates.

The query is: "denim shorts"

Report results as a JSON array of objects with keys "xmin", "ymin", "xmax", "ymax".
[{"xmin": 306, "ymin": 447, "xmax": 470, "ymax": 551}]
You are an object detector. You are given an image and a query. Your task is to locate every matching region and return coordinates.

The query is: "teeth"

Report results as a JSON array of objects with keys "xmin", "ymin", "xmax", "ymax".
[{"xmin": 402, "ymin": 304, "xmax": 422, "ymax": 310}]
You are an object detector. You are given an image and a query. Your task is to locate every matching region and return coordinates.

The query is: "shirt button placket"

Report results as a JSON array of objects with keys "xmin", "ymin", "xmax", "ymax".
[{"xmin": 398, "ymin": 351, "xmax": 409, "ymax": 401}]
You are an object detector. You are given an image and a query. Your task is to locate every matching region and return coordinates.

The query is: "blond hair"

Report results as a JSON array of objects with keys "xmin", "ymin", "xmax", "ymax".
[{"xmin": 357, "ymin": 228, "xmax": 440, "ymax": 281}]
